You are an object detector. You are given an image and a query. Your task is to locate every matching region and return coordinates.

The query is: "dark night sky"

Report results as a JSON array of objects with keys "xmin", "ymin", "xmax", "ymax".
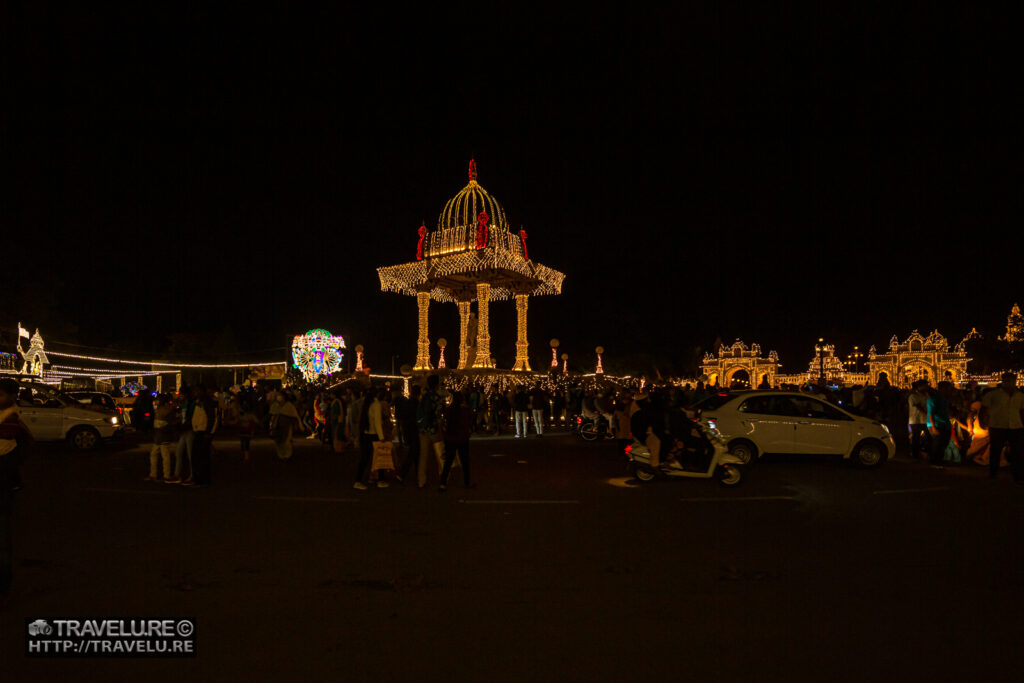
[{"xmin": 5, "ymin": 6, "xmax": 1019, "ymax": 374}]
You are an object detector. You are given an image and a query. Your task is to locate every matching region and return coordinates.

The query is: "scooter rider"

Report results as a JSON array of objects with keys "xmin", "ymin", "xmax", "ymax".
[{"xmin": 630, "ymin": 391, "xmax": 670, "ymax": 467}]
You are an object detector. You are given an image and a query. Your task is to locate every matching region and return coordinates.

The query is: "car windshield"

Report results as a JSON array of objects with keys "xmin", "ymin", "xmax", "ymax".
[
  {"xmin": 692, "ymin": 393, "xmax": 738, "ymax": 412},
  {"xmin": 18, "ymin": 383, "xmax": 71, "ymax": 408}
]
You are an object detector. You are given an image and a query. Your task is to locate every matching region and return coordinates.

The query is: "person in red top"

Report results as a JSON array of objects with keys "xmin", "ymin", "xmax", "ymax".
[{"xmin": 439, "ymin": 391, "xmax": 474, "ymax": 492}]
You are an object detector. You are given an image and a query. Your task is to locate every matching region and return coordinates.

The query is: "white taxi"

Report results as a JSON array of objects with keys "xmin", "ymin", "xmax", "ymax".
[
  {"xmin": 16, "ymin": 381, "xmax": 123, "ymax": 450},
  {"xmin": 695, "ymin": 391, "xmax": 895, "ymax": 467}
]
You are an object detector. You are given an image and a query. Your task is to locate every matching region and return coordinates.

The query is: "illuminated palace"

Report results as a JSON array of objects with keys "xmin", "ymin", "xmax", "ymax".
[
  {"xmin": 867, "ymin": 330, "xmax": 969, "ymax": 387},
  {"xmin": 378, "ymin": 161, "xmax": 565, "ymax": 372},
  {"xmin": 703, "ymin": 332, "xmax": 971, "ymax": 389}
]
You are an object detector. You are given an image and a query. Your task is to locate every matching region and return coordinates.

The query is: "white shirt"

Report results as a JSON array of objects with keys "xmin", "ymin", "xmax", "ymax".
[
  {"xmin": 192, "ymin": 404, "xmax": 213, "ymax": 433},
  {"xmin": 365, "ymin": 400, "xmax": 385, "ymax": 440},
  {"xmin": 908, "ymin": 392, "xmax": 928, "ymax": 425},
  {"xmin": 981, "ymin": 389, "xmax": 1024, "ymax": 430}
]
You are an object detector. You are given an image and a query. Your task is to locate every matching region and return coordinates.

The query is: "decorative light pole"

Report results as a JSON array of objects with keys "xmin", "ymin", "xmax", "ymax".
[
  {"xmin": 550, "ymin": 338, "xmax": 559, "ymax": 370},
  {"xmin": 595, "ymin": 346, "xmax": 604, "ymax": 374},
  {"xmin": 561, "ymin": 353, "xmax": 569, "ymax": 376},
  {"xmin": 355, "ymin": 344, "xmax": 365, "ymax": 374},
  {"xmin": 814, "ymin": 338, "xmax": 825, "ymax": 384},
  {"xmin": 437, "ymin": 338, "xmax": 447, "ymax": 369}
]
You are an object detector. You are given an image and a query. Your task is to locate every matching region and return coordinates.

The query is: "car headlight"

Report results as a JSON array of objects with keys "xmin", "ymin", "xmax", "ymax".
[{"xmin": 109, "ymin": 416, "xmax": 119, "ymax": 425}]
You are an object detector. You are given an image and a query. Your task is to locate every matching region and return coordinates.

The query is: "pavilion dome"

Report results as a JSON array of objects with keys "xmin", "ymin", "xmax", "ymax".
[{"xmin": 437, "ymin": 159, "xmax": 510, "ymax": 232}]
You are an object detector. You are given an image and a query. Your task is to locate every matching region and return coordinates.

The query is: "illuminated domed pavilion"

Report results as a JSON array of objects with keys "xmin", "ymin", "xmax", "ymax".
[{"xmin": 378, "ymin": 160, "xmax": 565, "ymax": 371}]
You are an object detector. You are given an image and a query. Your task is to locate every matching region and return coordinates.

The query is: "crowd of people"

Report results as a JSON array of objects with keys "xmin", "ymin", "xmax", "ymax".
[{"xmin": 125, "ymin": 370, "xmax": 1024, "ymax": 490}]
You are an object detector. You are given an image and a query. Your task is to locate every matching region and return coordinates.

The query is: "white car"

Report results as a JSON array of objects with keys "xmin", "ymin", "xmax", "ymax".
[
  {"xmin": 696, "ymin": 391, "xmax": 895, "ymax": 467},
  {"xmin": 16, "ymin": 381, "xmax": 123, "ymax": 450}
]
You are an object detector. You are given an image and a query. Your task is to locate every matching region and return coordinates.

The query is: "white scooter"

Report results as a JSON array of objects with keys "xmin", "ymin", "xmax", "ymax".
[{"xmin": 626, "ymin": 421, "xmax": 745, "ymax": 487}]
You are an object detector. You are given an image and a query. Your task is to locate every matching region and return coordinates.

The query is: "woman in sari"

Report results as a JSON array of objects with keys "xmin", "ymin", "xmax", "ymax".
[{"xmin": 966, "ymin": 399, "xmax": 1009, "ymax": 468}]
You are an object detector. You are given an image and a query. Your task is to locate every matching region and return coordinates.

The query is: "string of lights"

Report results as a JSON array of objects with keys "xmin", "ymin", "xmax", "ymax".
[{"xmin": 45, "ymin": 350, "xmax": 286, "ymax": 369}]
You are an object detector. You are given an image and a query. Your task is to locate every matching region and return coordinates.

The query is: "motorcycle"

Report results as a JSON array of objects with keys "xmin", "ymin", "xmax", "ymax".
[
  {"xmin": 626, "ymin": 420, "xmax": 744, "ymax": 487},
  {"xmin": 576, "ymin": 414, "xmax": 615, "ymax": 441}
]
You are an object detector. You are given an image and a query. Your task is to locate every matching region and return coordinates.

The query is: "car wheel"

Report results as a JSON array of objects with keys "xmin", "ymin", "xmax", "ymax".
[
  {"xmin": 852, "ymin": 439, "xmax": 885, "ymax": 468},
  {"xmin": 717, "ymin": 464, "xmax": 743, "ymax": 487},
  {"xmin": 69, "ymin": 426, "xmax": 100, "ymax": 451},
  {"xmin": 728, "ymin": 440, "xmax": 758, "ymax": 465},
  {"xmin": 579, "ymin": 423, "xmax": 598, "ymax": 441}
]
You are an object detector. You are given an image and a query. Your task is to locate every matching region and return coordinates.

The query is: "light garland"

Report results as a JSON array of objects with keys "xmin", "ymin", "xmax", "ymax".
[
  {"xmin": 472, "ymin": 283, "xmax": 491, "ymax": 368},
  {"xmin": 512, "ymin": 294, "xmax": 531, "ymax": 371},
  {"xmin": 291, "ymin": 329, "xmax": 346, "ymax": 382},
  {"xmin": 46, "ymin": 350, "xmax": 286, "ymax": 369},
  {"xmin": 378, "ymin": 246, "xmax": 564, "ymax": 302},
  {"xmin": 415, "ymin": 292, "xmax": 432, "ymax": 370},
  {"xmin": 458, "ymin": 300, "xmax": 471, "ymax": 369}
]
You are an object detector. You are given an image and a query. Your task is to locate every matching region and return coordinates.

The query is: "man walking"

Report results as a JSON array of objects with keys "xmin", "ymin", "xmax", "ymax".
[
  {"xmin": 416, "ymin": 376, "xmax": 445, "ymax": 488},
  {"xmin": 529, "ymin": 383, "xmax": 547, "ymax": 437},
  {"xmin": 146, "ymin": 395, "xmax": 176, "ymax": 481},
  {"xmin": 190, "ymin": 386, "xmax": 218, "ymax": 488},
  {"xmin": 439, "ymin": 391, "xmax": 474, "ymax": 492},
  {"xmin": 166, "ymin": 387, "xmax": 195, "ymax": 484},
  {"xmin": 396, "ymin": 385, "xmax": 421, "ymax": 484},
  {"xmin": 981, "ymin": 372, "xmax": 1024, "ymax": 482},
  {"xmin": 908, "ymin": 380, "xmax": 930, "ymax": 460},
  {"xmin": 513, "ymin": 386, "xmax": 529, "ymax": 438}
]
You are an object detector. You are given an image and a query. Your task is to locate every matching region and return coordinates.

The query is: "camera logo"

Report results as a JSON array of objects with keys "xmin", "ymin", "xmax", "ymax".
[{"xmin": 28, "ymin": 620, "xmax": 53, "ymax": 636}]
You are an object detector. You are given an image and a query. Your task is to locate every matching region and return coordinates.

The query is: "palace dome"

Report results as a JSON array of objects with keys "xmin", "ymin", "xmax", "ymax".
[{"xmin": 437, "ymin": 159, "xmax": 509, "ymax": 232}]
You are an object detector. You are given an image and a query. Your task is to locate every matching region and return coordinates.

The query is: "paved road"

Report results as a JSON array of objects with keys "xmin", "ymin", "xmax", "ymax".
[{"xmin": 2, "ymin": 431, "xmax": 1023, "ymax": 682}]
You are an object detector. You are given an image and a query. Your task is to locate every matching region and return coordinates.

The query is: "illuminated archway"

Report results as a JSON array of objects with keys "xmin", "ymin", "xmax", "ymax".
[
  {"xmin": 728, "ymin": 368, "xmax": 751, "ymax": 388},
  {"xmin": 701, "ymin": 340, "xmax": 779, "ymax": 389}
]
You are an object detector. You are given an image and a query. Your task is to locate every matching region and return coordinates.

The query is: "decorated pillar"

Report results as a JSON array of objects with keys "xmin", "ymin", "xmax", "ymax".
[
  {"xmin": 512, "ymin": 294, "xmax": 531, "ymax": 371},
  {"xmin": 472, "ymin": 283, "xmax": 491, "ymax": 368},
  {"xmin": 458, "ymin": 300, "xmax": 471, "ymax": 369},
  {"xmin": 415, "ymin": 291, "xmax": 431, "ymax": 370}
]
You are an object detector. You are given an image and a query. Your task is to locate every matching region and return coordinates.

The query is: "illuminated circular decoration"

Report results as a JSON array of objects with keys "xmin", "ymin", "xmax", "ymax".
[
  {"xmin": 550, "ymin": 338, "xmax": 559, "ymax": 348},
  {"xmin": 120, "ymin": 381, "xmax": 147, "ymax": 397},
  {"xmin": 291, "ymin": 329, "xmax": 346, "ymax": 382}
]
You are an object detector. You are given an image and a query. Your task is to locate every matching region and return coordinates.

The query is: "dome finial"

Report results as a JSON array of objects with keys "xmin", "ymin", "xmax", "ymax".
[{"xmin": 468, "ymin": 158, "xmax": 477, "ymax": 182}]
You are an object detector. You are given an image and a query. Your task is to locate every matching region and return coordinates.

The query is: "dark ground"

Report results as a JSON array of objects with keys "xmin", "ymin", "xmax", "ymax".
[{"xmin": 2, "ymin": 429, "xmax": 1022, "ymax": 682}]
